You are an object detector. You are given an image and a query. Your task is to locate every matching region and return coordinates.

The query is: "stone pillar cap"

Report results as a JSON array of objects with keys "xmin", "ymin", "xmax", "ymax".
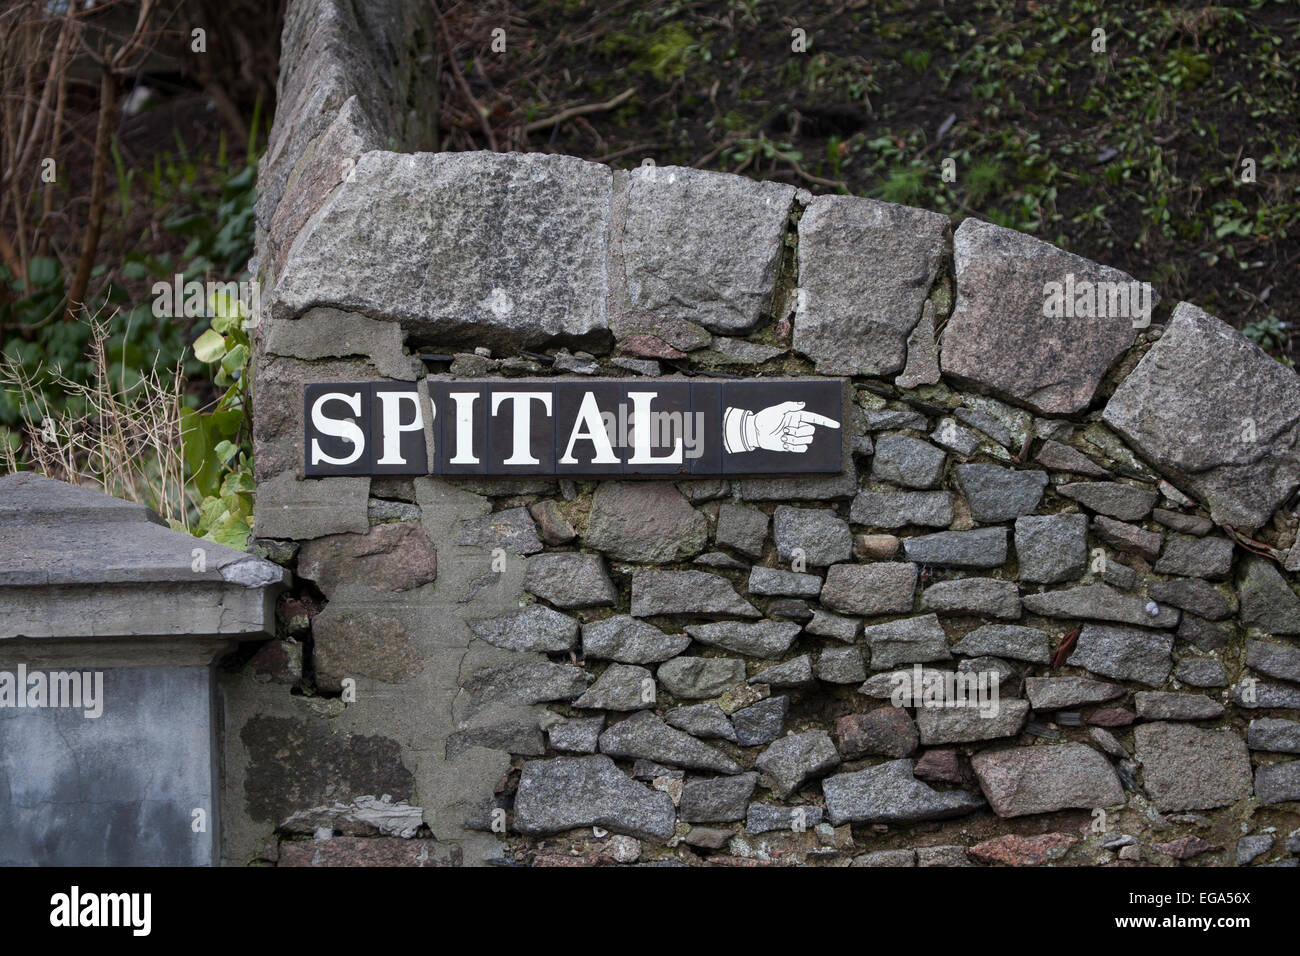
[{"xmin": 0, "ymin": 473, "xmax": 286, "ymax": 642}]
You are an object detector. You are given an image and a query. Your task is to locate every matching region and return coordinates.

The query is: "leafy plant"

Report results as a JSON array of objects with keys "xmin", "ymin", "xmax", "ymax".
[{"xmin": 182, "ymin": 288, "xmax": 254, "ymax": 549}]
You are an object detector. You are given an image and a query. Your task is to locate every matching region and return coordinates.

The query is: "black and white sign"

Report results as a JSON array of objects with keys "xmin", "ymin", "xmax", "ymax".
[{"xmin": 303, "ymin": 379, "xmax": 844, "ymax": 477}]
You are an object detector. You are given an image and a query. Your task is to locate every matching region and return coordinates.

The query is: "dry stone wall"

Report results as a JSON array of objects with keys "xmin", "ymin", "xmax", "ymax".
[{"xmin": 225, "ymin": 0, "xmax": 1300, "ymax": 867}]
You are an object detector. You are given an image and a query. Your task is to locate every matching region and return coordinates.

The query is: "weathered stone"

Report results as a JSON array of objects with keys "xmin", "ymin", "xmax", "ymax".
[
  {"xmin": 599, "ymin": 711, "xmax": 742, "ymax": 774},
  {"xmin": 767, "ymin": 598, "xmax": 813, "ymax": 621},
  {"xmin": 1135, "ymin": 692, "xmax": 1224, "ymax": 721},
  {"xmin": 619, "ymin": 165, "xmax": 794, "ymax": 334},
  {"xmin": 1092, "ymin": 516, "xmax": 1164, "ymax": 563},
  {"xmin": 970, "ymin": 833, "xmax": 1078, "ymax": 866},
  {"xmin": 941, "ymin": 218, "xmax": 1149, "ymax": 414},
  {"xmin": 277, "ymin": 151, "xmax": 611, "ymax": 348},
  {"xmin": 755, "ymin": 730, "xmax": 841, "ymax": 797},
  {"xmin": 1233, "ymin": 680, "xmax": 1300, "ymax": 709},
  {"xmin": 749, "ymin": 655, "xmax": 815, "ymax": 689},
  {"xmin": 685, "ymin": 620, "xmax": 802, "ymax": 659},
  {"xmin": 815, "ymin": 646, "xmax": 868, "ymax": 684},
  {"xmin": 683, "ymin": 827, "xmax": 733, "ymax": 850},
  {"xmin": 278, "ymin": 837, "xmax": 459, "ymax": 867},
  {"xmin": 1014, "ymin": 514, "xmax": 1089, "ymax": 584},
  {"xmin": 582, "ymin": 615, "xmax": 690, "ymax": 664},
  {"xmin": 715, "ymin": 503, "xmax": 769, "ymax": 558},
  {"xmin": 1134, "ymin": 722, "xmax": 1254, "ymax": 811},
  {"xmin": 1178, "ymin": 614, "xmax": 1232, "ymax": 651},
  {"xmin": 514, "ymin": 755, "xmax": 676, "ymax": 840},
  {"xmin": 1153, "ymin": 836, "xmax": 1222, "ymax": 861},
  {"xmin": 862, "ymin": 408, "xmax": 928, "ymax": 431},
  {"xmin": 918, "ymin": 699, "xmax": 1030, "ymax": 745},
  {"xmin": 746, "ymin": 802, "xmax": 824, "ymax": 834},
  {"xmin": 855, "ymin": 534, "xmax": 902, "ymax": 560},
  {"xmin": 665, "ymin": 703, "xmax": 737, "ymax": 742},
  {"xmin": 916, "ymin": 845, "xmax": 975, "ymax": 867},
  {"xmin": 1256, "ymin": 762, "xmax": 1300, "ymax": 805},
  {"xmin": 795, "ymin": 195, "xmax": 948, "ymax": 375},
  {"xmin": 952, "ymin": 624, "xmax": 1050, "ymax": 663},
  {"xmin": 914, "ymin": 748, "xmax": 963, "ymax": 784},
  {"xmin": 367, "ymin": 497, "xmax": 421, "ymax": 524},
  {"xmin": 574, "ymin": 664, "xmax": 655, "ymax": 711},
  {"xmin": 850, "ymin": 489, "xmax": 953, "ymax": 529},
  {"xmin": 1058, "ymin": 483, "xmax": 1158, "ymax": 522},
  {"xmin": 584, "ymin": 482, "xmax": 708, "ymax": 563},
  {"xmin": 447, "ymin": 707, "xmax": 547, "ymax": 758},
  {"xmin": 549, "ymin": 717, "xmax": 605, "ymax": 753},
  {"xmin": 896, "ymin": 300, "xmax": 942, "ymax": 388},
  {"xmin": 311, "ymin": 606, "xmax": 424, "ymax": 691},
  {"xmin": 1174, "ymin": 656, "xmax": 1227, "ymax": 688},
  {"xmin": 863, "ymin": 614, "xmax": 952, "ymax": 670},
  {"xmin": 1100, "ymin": 557, "xmax": 1138, "ymax": 590},
  {"xmin": 747, "ymin": 566, "xmax": 822, "ymax": 598},
  {"xmin": 835, "ymin": 707, "xmax": 918, "ymax": 759},
  {"xmin": 525, "ymin": 553, "xmax": 618, "ymax": 608},
  {"xmin": 1152, "ymin": 508, "xmax": 1213, "ymax": 536},
  {"xmin": 612, "ymin": 356, "xmax": 661, "ymax": 376},
  {"xmin": 457, "ymin": 507, "xmax": 543, "ymax": 555},
  {"xmin": 680, "ymin": 773, "xmax": 759, "ymax": 823},
  {"xmin": 694, "ymin": 551, "xmax": 748, "ymax": 570},
  {"xmin": 1248, "ymin": 718, "xmax": 1300, "ymax": 754},
  {"xmin": 824, "ymin": 758, "xmax": 985, "ymax": 825},
  {"xmin": 852, "ymin": 849, "xmax": 917, "ymax": 867},
  {"xmin": 1034, "ymin": 441, "xmax": 1110, "ymax": 478},
  {"xmin": 972, "ymin": 744, "xmax": 1123, "ymax": 817},
  {"xmin": 1239, "ymin": 556, "xmax": 1300, "ymax": 634},
  {"xmin": 1066, "ymin": 624, "xmax": 1174, "ymax": 686},
  {"xmin": 657, "ymin": 657, "xmax": 747, "ymax": 699},
  {"xmin": 903, "ymin": 528, "xmax": 1008, "ymax": 569},
  {"xmin": 468, "ymin": 604, "xmax": 579, "ymax": 653},
  {"xmin": 524, "ymin": 500, "xmax": 575, "ymax": 546},
  {"xmin": 1237, "ymin": 835, "xmax": 1275, "ymax": 865},
  {"xmin": 461, "ymin": 655, "xmax": 589, "ymax": 713},
  {"xmin": 955, "ymin": 465, "xmax": 1047, "ymax": 522},
  {"xmin": 631, "ymin": 570, "xmax": 759, "ymax": 618},
  {"xmin": 1102, "ymin": 302, "xmax": 1300, "ymax": 534},
  {"xmin": 920, "ymin": 578, "xmax": 1021, "ymax": 620},
  {"xmin": 805, "ymin": 609, "xmax": 861, "ymax": 643},
  {"xmin": 732, "ymin": 696, "xmax": 789, "ymax": 746},
  {"xmin": 1148, "ymin": 578, "xmax": 1235, "ymax": 621},
  {"xmin": 870, "ymin": 434, "xmax": 947, "ymax": 489},
  {"xmin": 1022, "ymin": 584, "xmax": 1179, "ymax": 628},
  {"xmin": 707, "ymin": 337, "xmax": 784, "ymax": 365},
  {"xmin": 1025, "ymin": 677, "xmax": 1125, "ymax": 710},
  {"xmin": 772, "ymin": 505, "xmax": 852, "ymax": 566},
  {"xmin": 298, "ymin": 522, "xmax": 436, "ymax": 597},
  {"xmin": 820, "ymin": 562, "xmax": 917, "ymax": 616},
  {"xmin": 1246, "ymin": 639, "xmax": 1300, "ymax": 683},
  {"xmin": 1086, "ymin": 707, "xmax": 1136, "ymax": 727},
  {"xmin": 1154, "ymin": 535, "xmax": 1235, "ymax": 580},
  {"xmin": 930, "ymin": 418, "xmax": 982, "ymax": 457}
]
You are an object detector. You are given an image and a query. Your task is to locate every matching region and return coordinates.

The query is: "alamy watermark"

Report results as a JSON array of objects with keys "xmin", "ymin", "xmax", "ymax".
[
  {"xmin": 1043, "ymin": 273, "xmax": 1153, "ymax": 328},
  {"xmin": 0, "ymin": 664, "xmax": 103, "ymax": 718},
  {"xmin": 151, "ymin": 274, "xmax": 261, "ymax": 322},
  {"xmin": 889, "ymin": 664, "xmax": 1001, "ymax": 718}
]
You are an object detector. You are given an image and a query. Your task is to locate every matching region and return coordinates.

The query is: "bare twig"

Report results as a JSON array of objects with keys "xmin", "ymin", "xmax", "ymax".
[
  {"xmin": 523, "ymin": 87, "xmax": 635, "ymax": 134},
  {"xmin": 432, "ymin": 0, "xmax": 499, "ymax": 151}
]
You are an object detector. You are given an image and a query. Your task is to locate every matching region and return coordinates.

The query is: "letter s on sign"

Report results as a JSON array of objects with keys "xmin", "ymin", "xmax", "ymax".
[{"xmin": 311, "ymin": 391, "xmax": 366, "ymax": 466}]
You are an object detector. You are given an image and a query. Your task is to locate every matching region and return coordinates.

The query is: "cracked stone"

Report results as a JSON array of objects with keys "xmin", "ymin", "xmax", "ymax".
[
  {"xmin": 599, "ymin": 711, "xmax": 742, "ymax": 773},
  {"xmin": 685, "ymin": 620, "xmax": 802, "ymax": 659},
  {"xmin": 920, "ymin": 578, "xmax": 1021, "ymax": 619},
  {"xmin": 514, "ymin": 755, "xmax": 676, "ymax": 840},
  {"xmin": 631, "ymin": 570, "xmax": 759, "ymax": 618},
  {"xmin": 468, "ymin": 604, "xmax": 579, "ymax": 653},
  {"xmin": 755, "ymin": 730, "xmax": 841, "ymax": 797},
  {"xmin": 525, "ymin": 553, "xmax": 618, "ymax": 608},
  {"xmin": 863, "ymin": 613, "xmax": 952, "ymax": 670}
]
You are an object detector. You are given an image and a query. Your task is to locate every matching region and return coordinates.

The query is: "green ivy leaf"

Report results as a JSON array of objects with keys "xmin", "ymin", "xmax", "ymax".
[{"xmin": 193, "ymin": 328, "xmax": 226, "ymax": 363}]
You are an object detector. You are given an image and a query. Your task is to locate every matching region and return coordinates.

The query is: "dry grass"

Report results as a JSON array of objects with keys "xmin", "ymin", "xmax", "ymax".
[{"xmin": 0, "ymin": 311, "xmax": 193, "ymax": 528}]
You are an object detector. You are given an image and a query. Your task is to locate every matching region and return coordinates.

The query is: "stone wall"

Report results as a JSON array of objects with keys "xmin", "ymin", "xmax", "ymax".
[{"xmin": 225, "ymin": 0, "xmax": 1300, "ymax": 867}]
